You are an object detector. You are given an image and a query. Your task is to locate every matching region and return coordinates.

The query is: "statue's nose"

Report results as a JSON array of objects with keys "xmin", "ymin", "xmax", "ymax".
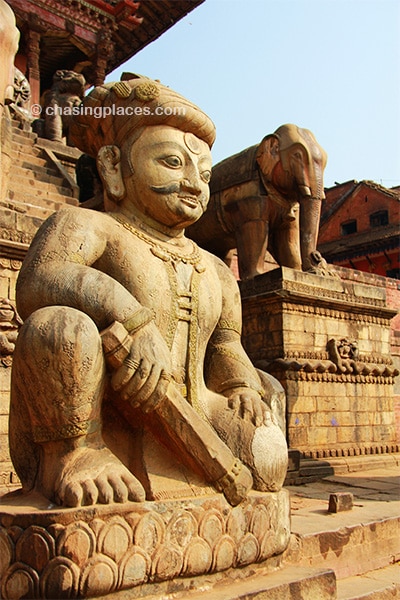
[{"xmin": 181, "ymin": 175, "xmax": 202, "ymax": 195}]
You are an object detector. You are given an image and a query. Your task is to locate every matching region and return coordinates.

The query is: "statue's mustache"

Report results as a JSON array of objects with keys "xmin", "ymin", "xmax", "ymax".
[{"xmin": 150, "ymin": 183, "xmax": 182, "ymax": 194}]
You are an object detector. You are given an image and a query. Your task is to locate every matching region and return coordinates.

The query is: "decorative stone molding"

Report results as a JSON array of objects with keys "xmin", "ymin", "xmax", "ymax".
[
  {"xmin": 280, "ymin": 301, "xmax": 391, "ymax": 325},
  {"xmin": 0, "ymin": 298, "xmax": 22, "ymax": 366},
  {"xmin": 0, "ymin": 490, "xmax": 290, "ymax": 599},
  {"xmin": 302, "ymin": 444, "xmax": 400, "ymax": 460}
]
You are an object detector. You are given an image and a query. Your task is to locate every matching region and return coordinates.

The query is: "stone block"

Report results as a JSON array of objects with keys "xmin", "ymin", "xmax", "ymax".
[
  {"xmin": 288, "ymin": 413, "xmax": 310, "ymax": 428},
  {"xmin": 355, "ymin": 412, "xmax": 374, "ymax": 426},
  {"xmin": 288, "ymin": 427, "xmax": 309, "ymax": 447},
  {"xmin": 0, "ymin": 433, "xmax": 11, "ymax": 462},
  {"xmin": 373, "ymin": 425, "xmax": 397, "ymax": 443},
  {"xmin": 306, "ymin": 427, "xmax": 337, "ymax": 447},
  {"xmin": 0, "ymin": 414, "xmax": 8, "ymax": 435},
  {"xmin": 0, "ymin": 391, "xmax": 10, "ymax": 414},
  {"xmin": 311, "ymin": 412, "xmax": 354, "ymax": 428},
  {"xmin": 288, "ymin": 396, "xmax": 316, "ymax": 413},
  {"xmin": 0, "ymin": 368, "xmax": 11, "ymax": 393},
  {"xmin": 0, "ymin": 276, "xmax": 10, "ymax": 298},
  {"xmin": 336, "ymin": 427, "xmax": 359, "ymax": 444},
  {"xmin": 328, "ymin": 492, "xmax": 353, "ymax": 512},
  {"xmin": 0, "ymin": 208, "xmax": 17, "ymax": 230}
]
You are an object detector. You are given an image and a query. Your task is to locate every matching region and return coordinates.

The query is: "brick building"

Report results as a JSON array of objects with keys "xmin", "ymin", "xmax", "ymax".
[{"xmin": 317, "ymin": 180, "xmax": 400, "ymax": 279}]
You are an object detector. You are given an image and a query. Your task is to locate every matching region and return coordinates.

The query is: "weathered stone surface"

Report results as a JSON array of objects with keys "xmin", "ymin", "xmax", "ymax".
[
  {"xmin": 241, "ymin": 267, "xmax": 399, "ymax": 458},
  {"xmin": 0, "ymin": 0, "xmax": 19, "ymax": 205}
]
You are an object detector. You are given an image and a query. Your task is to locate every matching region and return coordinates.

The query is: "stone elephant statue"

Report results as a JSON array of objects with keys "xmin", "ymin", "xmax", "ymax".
[{"xmin": 187, "ymin": 123, "xmax": 331, "ymax": 280}]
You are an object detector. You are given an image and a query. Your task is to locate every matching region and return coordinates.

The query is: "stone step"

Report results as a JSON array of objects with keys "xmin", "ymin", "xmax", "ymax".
[
  {"xmin": 11, "ymin": 127, "xmax": 38, "ymax": 143},
  {"xmin": 9, "ymin": 173, "xmax": 74, "ymax": 198},
  {"xmin": 284, "ymin": 486, "xmax": 400, "ymax": 580},
  {"xmin": 12, "ymin": 164, "xmax": 67, "ymax": 188},
  {"xmin": 286, "ymin": 515, "xmax": 400, "ymax": 580},
  {"xmin": 95, "ymin": 566, "xmax": 337, "ymax": 600},
  {"xmin": 10, "ymin": 157, "xmax": 62, "ymax": 177},
  {"xmin": 337, "ymin": 563, "xmax": 400, "ymax": 599},
  {"xmin": 10, "ymin": 137, "xmax": 37, "ymax": 154},
  {"xmin": 11, "ymin": 148, "xmax": 48, "ymax": 168},
  {"xmin": 6, "ymin": 189, "xmax": 78, "ymax": 215}
]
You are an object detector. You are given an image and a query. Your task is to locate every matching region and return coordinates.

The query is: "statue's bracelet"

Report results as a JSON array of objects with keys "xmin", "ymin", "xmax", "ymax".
[
  {"xmin": 218, "ymin": 379, "xmax": 265, "ymax": 398},
  {"xmin": 215, "ymin": 458, "xmax": 243, "ymax": 490},
  {"xmin": 122, "ymin": 307, "xmax": 154, "ymax": 334},
  {"xmin": 100, "ymin": 307, "xmax": 153, "ymax": 369}
]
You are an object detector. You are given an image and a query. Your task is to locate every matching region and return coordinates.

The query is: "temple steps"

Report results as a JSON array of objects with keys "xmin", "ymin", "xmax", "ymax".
[
  {"xmin": 6, "ymin": 119, "xmax": 80, "ymax": 217},
  {"xmin": 337, "ymin": 563, "xmax": 400, "ymax": 599},
  {"xmin": 283, "ymin": 462, "xmax": 400, "ymax": 600},
  {"xmin": 8, "ymin": 178, "xmax": 75, "ymax": 204},
  {"xmin": 4, "ymin": 194, "xmax": 77, "ymax": 221},
  {"xmin": 12, "ymin": 163, "xmax": 73, "ymax": 188}
]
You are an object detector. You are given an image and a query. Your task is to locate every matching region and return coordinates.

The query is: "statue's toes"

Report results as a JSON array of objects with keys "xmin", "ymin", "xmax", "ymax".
[
  {"xmin": 81, "ymin": 478, "xmax": 99, "ymax": 505},
  {"xmin": 59, "ymin": 481, "xmax": 84, "ymax": 507},
  {"xmin": 123, "ymin": 473, "xmax": 146, "ymax": 502},
  {"xmin": 95, "ymin": 475, "xmax": 115, "ymax": 503},
  {"xmin": 107, "ymin": 472, "xmax": 130, "ymax": 503}
]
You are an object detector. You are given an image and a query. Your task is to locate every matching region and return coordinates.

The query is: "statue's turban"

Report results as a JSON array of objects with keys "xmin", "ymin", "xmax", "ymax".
[{"xmin": 69, "ymin": 75, "xmax": 216, "ymax": 157}]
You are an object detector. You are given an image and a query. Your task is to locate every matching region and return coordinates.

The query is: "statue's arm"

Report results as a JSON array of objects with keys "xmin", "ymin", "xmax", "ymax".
[
  {"xmin": 205, "ymin": 258, "xmax": 264, "ymax": 400},
  {"xmin": 16, "ymin": 208, "xmax": 144, "ymax": 329}
]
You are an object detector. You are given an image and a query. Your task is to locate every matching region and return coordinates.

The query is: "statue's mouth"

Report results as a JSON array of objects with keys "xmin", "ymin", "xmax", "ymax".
[{"xmin": 179, "ymin": 196, "xmax": 200, "ymax": 208}]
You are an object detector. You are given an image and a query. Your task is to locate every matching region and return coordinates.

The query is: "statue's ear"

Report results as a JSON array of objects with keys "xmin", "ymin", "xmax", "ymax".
[
  {"xmin": 96, "ymin": 145, "xmax": 126, "ymax": 203},
  {"xmin": 256, "ymin": 134, "xmax": 280, "ymax": 182}
]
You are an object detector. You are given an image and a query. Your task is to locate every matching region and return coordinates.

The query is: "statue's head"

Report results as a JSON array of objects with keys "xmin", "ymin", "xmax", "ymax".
[
  {"xmin": 69, "ymin": 76, "xmax": 215, "ymax": 231},
  {"xmin": 256, "ymin": 124, "xmax": 327, "ymax": 200}
]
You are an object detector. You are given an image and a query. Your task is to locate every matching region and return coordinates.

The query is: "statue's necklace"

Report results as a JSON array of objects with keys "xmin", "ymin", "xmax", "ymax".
[
  {"xmin": 109, "ymin": 213, "xmax": 204, "ymax": 270},
  {"xmin": 109, "ymin": 212, "xmax": 206, "ymax": 416}
]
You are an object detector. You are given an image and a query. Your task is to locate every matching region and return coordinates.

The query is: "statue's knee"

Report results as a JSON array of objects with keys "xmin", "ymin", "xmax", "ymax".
[{"xmin": 15, "ymin": 306, "xmax": 102, "ymax": 363}]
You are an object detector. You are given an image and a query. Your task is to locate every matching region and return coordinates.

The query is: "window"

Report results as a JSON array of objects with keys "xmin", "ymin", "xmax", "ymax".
[
  {"xmin": 341, "ymin": 220, "xmax": 357, "ymax": 235},
  {"xmin": 386, "ymin": 268, "xmax": 400, "ymax": 280},
  {"xmin": 370, "ymin": 210, "xmax": 388, "ymax": 228}
]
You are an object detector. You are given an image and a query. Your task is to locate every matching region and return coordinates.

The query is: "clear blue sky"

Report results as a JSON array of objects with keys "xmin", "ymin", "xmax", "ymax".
[{"xmin": 108, "ymin": 0, "xmax": 400, "ymax": 189}]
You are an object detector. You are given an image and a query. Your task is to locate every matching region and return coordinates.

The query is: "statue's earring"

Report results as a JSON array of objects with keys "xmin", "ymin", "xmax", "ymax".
[{"xmin": 97, "ymin": 145, "xmax": 126, "ymax": 203}]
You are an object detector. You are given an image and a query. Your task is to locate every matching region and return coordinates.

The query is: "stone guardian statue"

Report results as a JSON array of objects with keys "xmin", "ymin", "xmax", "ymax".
[{"xmin": 10, "ymin": 76, "xmax": 288, "ymax": 508}]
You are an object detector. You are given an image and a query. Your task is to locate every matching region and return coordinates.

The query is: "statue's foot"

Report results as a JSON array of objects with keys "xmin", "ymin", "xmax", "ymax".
[{"xmin": 38, "ymin": 445, "xmax": 146, "ymax": 507}]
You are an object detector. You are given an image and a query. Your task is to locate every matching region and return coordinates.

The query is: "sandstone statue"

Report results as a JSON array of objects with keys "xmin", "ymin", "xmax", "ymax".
[
  {"xmin": 41, "ymin": 69, "xmax": 86, "ymax": 143},
  {"xmin": 187, "ymin": 124, "xmax": 331, "ymax": 280},
  {"xmin": 9, "ymin": 67, "xmax": 32, "ymax": 126},
  {"xmin": 10, "ymin": 76, "xmax": 288, "ymax": 509},
  {"xmin": 0, "ymin": 0, "xmax": 19, "ymax": 203}
]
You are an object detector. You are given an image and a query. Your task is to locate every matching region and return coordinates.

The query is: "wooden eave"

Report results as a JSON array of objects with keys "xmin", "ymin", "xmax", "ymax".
[
  {"xmin": 318, "ymin": 222, "xmax": 400, "ymax": 262},
  {"xmin": 9, "ymin": 0, "xmax": 204, "ymax": 89}
]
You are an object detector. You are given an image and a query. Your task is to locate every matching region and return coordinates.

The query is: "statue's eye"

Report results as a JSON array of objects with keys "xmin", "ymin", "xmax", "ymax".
[
  {"xmin": 201, "ymin": 170, "xmax": 211, "ymax": 183},
  {"xmin": 161, "ymin": 155, "xmax": 182, "ymax": 168}
]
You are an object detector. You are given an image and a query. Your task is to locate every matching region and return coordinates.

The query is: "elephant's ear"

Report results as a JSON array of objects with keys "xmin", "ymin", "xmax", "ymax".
[{"xmin": 256, "ymin": 134, "xmax": 280, "ymax": 182}]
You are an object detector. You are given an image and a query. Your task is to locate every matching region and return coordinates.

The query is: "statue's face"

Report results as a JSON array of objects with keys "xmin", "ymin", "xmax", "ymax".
[{"xmin": 122, "ymin": 126, "xmax": 212, "ymax": 230}]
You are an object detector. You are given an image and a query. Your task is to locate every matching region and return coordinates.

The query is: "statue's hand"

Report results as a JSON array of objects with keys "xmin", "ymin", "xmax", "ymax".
[
  {"xmin": 227, "ymin": 388, "xmax": 267, "ymax": 427},
  {"xmin": 111, "ymin": 321, "xmax": 172, "ymax": 412}
]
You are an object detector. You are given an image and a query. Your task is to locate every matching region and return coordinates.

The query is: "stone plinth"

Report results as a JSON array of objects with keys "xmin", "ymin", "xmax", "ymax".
[
  {"xmin": 240, "ymin": 267, "xmax": 399, "ymax": 459},
  {"xmin": 0, "ymin": 489, "xmax": 290, "ymax": 599}
]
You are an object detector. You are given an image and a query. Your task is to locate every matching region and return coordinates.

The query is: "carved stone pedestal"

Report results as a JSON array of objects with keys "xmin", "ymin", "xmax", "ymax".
[
  {"xmin": 0, "ymin": 489, "xmax": 290, "ymax": 599},
  {"xmin": 240, "ymin": 267, "xmax": 399, "ymax": 459}
]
